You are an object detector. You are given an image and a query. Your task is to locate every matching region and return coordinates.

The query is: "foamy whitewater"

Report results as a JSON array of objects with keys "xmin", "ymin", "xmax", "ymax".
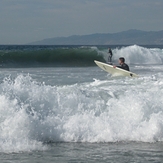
[{"xmin": 0, "ymin": 45, "xmax": 163, "ymax": 162}]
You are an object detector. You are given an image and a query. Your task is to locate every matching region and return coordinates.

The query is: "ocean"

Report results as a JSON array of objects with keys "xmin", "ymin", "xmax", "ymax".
[{"xmin": 0, "ymin": 44, "xmax": 163, "ymax": 162}]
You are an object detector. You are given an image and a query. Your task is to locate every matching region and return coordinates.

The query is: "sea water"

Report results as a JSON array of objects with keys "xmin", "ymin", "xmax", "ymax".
[{"xmin": 0, "ymin": 45, "xmax": 163, "ymax": 162}]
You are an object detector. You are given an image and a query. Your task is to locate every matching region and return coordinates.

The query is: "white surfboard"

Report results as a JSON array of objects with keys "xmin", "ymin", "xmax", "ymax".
[{"xmin": 94, "ymin": 60, "xmax": 138, "ymax": 77}]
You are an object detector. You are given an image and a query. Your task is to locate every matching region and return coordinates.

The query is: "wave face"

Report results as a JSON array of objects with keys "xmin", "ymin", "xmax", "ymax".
[
  {"xmin": 0, "ymin": 46, "xmax": 105, "ymax": 67},
  {"xmin": 0, "ymin": 45, "xmax": 163, "ymax": 67},
  {"xmin": 1, "ymin": 74, "xmax": 163, "ymax": 152}
]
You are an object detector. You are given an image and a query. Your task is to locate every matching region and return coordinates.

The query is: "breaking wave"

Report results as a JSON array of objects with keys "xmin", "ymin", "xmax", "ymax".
[
  {"xmin": 112, "ymin": 45, "xmax": 163, "ymax": 64},
  {"xmin": 0, "ymin": 46, "xmax": 104, "ymax": 67},
  {"xmin": 0, "ymin": 74, "xmax": 163, "ymax": 152},
  {"xmin": 0, "ymin": 45, "xmax": 162, "ymax": 67}
]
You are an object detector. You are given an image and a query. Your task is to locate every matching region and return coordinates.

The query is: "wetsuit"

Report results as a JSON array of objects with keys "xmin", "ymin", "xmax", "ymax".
[
  {"xmin": 117, "ymin": 63, "xmax": 130, "ymax": 71},
  {"xmin": 108, "ymin": 49, "xmax": 113, "ymax": 62}
]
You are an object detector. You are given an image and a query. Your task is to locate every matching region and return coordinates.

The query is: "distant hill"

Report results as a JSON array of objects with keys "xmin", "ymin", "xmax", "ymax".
[{"xmin": 29, "ymin": 29, "xmax": 163, "ymax": 45}]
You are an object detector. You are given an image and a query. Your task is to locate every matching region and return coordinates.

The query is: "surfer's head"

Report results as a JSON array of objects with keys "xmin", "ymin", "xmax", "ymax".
[{"xmin": 119, "ymin": 57, "xmax": 125, "ymax": 64}]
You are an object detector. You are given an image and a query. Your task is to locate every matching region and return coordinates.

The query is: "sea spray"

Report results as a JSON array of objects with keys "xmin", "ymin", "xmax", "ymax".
[
  {"xmin": 0, "ymin": 72, "xmax": 163, "ymax": 153},
  {"xmin": 112, "ymin": 45, "xmax": 163, "ymax": 64}
]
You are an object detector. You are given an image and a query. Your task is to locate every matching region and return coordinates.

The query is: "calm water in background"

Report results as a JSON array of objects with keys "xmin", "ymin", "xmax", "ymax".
[{"xmin": 0, "ymin": 45, "xmax": 163, "ymax": 162}]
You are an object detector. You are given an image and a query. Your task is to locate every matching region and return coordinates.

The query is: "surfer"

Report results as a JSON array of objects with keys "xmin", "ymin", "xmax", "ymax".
[
  {"xmin": 108, "ymin": 48, "xmax": 113, "ymax": 62},
  {"xmin": 113, "ymin": 57, "xmax": 130, "ymax": 71}
]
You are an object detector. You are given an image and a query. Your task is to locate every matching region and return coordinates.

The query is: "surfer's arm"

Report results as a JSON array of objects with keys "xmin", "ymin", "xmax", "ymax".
[
  {"xmin": 114, "ymin": 65, "xmax": 130, "ymax": 71},
  {"xmin": 113, "ymin": 65, "xmax": 120, "ymax": 68},
  {"xmin": 113, "ymin": 65, "xmax": 125, "ymax": 69}
]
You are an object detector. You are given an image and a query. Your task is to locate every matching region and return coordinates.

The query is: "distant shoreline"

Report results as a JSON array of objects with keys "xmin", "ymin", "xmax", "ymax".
[{"xmin": 28, "ymin": 29, "xmax": 163, "ymax": 45}]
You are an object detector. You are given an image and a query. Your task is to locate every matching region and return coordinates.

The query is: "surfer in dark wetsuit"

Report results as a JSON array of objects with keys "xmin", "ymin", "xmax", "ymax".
[
  {"xmin": 108, "ymin": 48, "xmax": 113, "ymax": 62},
  {"xmin": 113, "ymin": 57, "xmax": 130, "ymax": 71}
]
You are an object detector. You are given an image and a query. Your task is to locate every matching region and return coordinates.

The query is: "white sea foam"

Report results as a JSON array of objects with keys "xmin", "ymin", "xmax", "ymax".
[
  {"xmin": 101, "ymin": 45, "xmax": 163, "ymax": 64},
  {"xmin": 0, "ymin": 71, "xmax": 163, "ymax": 152}
]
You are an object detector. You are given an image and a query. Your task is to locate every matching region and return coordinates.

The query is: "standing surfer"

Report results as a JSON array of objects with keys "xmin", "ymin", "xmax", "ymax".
[{"xmin": 108, "ymin": 48, "xmax": 113, "ymax": 62}]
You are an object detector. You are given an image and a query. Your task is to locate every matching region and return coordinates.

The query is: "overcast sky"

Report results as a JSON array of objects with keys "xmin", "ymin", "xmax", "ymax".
[{"xmin": 0, "ymin": 0, "xmax": 163, "ymax": 44}]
